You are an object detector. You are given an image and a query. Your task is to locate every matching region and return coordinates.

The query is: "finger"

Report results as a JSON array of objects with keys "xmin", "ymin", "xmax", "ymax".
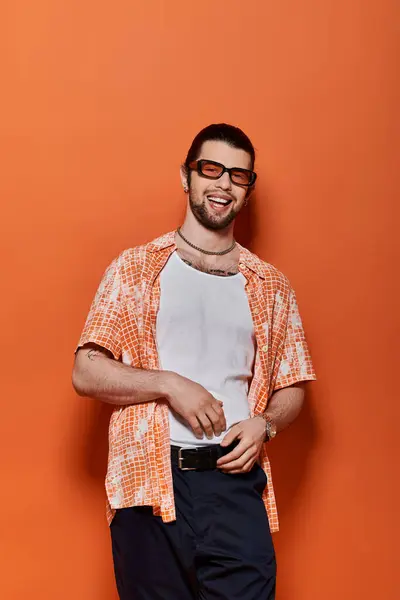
[
  {"xmin": 217, "ymin": 438, "xmax": 252, "ymax": 466},
  {"xmin": 219, "ymin": 449, "xmax": 255, "ymax": 472},
  {"xmin": 224, "ymin": 459, "xmax": 255, "ymax": 475},
  {"xmin": 196, "ymin": 411, "xmax": 214, "ymax": 439},
  {"xmin": 220, "ymin": 454, "xmax": 254, "ymax": 473},
  {"xmin": 187, "ymin": 416, "xmax": 204, "ymax": 439},
  {"xmin": 219, "ymin": 424, "xmax": 240, "ymax": 448},
  {"xmin": 206, "ymin": 406, "xmax": 225, "ymax": 436},
  {"xmin": 214, "ymin": 402, "xmax": 227, "ymax": 431}
]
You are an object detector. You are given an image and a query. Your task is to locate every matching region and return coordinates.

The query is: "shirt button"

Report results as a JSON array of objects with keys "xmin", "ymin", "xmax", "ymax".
[
  {"xmin": 239, "ymin": 263, "xmax": 245, "ymax": 269},
  {"xmin": 253, "ymin": 308, "xmax": 259, "ymax": 315},
  {"xmin": 262, "ymin": 345, "xmax": 268, "ymax": 352}
]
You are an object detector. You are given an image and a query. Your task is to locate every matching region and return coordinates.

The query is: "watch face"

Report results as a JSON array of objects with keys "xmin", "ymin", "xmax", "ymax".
[{"xmin": 269, "ymin": 422, "xmax": 277, "ymax": 438}]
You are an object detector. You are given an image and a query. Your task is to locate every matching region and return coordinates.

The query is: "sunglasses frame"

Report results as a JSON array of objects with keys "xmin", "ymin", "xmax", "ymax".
[{"xmin": 188, "ymin": 159, "xmax": 257, "ymax": 187}]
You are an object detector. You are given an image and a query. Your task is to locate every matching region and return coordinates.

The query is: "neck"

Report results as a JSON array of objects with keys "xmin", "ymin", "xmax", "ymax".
[{"xmin": 179, "ymin": 211, "xmax": 235, "ymax": 253}]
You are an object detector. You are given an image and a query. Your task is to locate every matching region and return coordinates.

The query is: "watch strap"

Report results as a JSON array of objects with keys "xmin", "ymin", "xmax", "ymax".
[{"xmin": 259, "ymin": 414, "xmax": 276, "ymax": 442}]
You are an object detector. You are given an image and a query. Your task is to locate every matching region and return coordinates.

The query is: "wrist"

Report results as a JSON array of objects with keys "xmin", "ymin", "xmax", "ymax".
[
  {"xmin": 159, "ymin": 370, "xmax": 180, "ymax": 402},
  {"xmin": 257, "ymin": 414, "xmax": 277, "ymax": 442}
]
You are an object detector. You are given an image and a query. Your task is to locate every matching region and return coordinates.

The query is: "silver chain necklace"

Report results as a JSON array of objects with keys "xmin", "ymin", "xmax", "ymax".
[{"xmin": 176, "ymin": 227, "xmax": 236, "ymax": 256}]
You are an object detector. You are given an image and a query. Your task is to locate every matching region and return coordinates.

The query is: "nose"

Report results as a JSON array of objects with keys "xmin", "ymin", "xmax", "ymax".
[{"xmin": 216, "ymin": 170, "xmax": 232, "ymax": 190}]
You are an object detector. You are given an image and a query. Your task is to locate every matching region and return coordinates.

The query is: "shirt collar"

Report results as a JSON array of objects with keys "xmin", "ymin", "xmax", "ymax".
[{"xmin": 148, "ymin": 230, "xmax": 266, "ymax": 280}]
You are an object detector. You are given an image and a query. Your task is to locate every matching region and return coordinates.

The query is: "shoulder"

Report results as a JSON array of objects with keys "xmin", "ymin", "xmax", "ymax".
[
  {"xmin": 239, "ymin": 246, "xmax": 292, "ymax": 294},
  {"xmin": 109, "ymin": 230, "xmax": 175, "ymax": 275}
]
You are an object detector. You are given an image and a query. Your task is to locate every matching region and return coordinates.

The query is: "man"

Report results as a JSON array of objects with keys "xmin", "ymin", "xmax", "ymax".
[{"xmin": 72, "ymin": 123, "xmax": 316, "ymax": 600}]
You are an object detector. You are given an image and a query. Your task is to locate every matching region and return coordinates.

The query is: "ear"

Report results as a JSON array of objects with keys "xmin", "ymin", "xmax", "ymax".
[
  {"xmin": 245, "ymin": 184, "xmax": 255, "ymax": 201},
  {"xmin": 180, "ymin": 165, "xmax": 189, "ymax": 193}
]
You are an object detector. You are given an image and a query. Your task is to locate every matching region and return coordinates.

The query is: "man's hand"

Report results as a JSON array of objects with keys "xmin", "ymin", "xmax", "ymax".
[
  {"xmin": 217, "ymin": 417, "xmax": 266, "ymax": 474},
  {"xmin": 165, "ymin": 374, "xmax": 227, "ymax": 439}
]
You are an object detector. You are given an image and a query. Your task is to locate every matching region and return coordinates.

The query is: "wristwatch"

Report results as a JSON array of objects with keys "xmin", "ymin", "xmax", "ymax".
[{"xmin": 259, "ymin": 414, "xmax": 277, "ymax": 442}]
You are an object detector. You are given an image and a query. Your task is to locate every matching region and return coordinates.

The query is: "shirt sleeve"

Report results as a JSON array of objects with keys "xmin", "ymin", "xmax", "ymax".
[
  {"xmin": 76, "ymin": 257, "xmax": 123, "ymax": 360},
  {"xmin": 273, "ymin": 288, "xmax": 316, "ymax": 391}
]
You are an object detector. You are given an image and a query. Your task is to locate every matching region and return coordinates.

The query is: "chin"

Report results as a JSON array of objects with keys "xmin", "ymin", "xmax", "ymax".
[{"xmin": 199, "ymin": 213, "xmax": 237, "ymax": 231}]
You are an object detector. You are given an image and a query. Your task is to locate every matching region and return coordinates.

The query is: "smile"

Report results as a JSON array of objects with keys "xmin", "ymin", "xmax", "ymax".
[{"xmin": 207, "ymin": 195, "xmax": 233, "ymax": 207}]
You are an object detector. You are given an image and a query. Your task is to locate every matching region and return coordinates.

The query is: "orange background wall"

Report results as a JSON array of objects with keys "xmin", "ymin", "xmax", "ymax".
[{"xmin": 1, "ymin": 1, "xmax": 398, "ymax": 598}]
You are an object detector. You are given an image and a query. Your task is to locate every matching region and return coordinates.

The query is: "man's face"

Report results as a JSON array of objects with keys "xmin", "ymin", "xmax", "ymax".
[{"xmin": 184, "ymin": 141, "xmax": 253, "ymax": 231}]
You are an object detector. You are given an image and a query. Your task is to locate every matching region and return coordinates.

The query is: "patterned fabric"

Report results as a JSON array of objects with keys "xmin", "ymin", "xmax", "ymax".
[{"xmin": 77, "ymin": 231, "xmax": 316, "ymax": 532}]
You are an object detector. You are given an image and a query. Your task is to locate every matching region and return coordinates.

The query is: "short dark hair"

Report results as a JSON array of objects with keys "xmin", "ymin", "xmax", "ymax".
[{"xmin": 184, "ymin": 123, "xmax": 256, "ymax": 171}]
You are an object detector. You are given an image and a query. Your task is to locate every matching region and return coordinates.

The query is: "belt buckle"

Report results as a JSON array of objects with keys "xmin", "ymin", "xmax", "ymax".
[{"xmin": 178, "ymin": 447, "xmax": 197, "ymax": 471}]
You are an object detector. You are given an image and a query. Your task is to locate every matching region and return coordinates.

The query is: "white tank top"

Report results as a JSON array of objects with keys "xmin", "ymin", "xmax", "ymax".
[{"xmin": 156, "ymin": 251, "xmax": 256, "ymax": 447}]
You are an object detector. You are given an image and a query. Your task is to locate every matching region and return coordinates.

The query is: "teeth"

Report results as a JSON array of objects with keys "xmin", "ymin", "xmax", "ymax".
[{"xmin": 208, "ymin": 196, "xmax": 230, "ymax": 205}]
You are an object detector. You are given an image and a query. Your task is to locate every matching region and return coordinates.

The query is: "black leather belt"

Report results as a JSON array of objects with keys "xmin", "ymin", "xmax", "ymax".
[{"xmin": 171, "ymin": 442, "xmax": 238, "ymax": 471}]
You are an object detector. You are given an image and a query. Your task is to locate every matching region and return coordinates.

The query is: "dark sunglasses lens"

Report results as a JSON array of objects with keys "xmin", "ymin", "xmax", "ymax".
[
  {"xmin": 231, "ymin": 169, "xmax": 252, "ymax": 185},
  {"xmin": 200, "ymin": 161, "xmax": 224, "ymax": 178}
]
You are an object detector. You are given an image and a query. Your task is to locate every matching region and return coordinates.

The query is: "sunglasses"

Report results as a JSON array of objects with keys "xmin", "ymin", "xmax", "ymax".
[{"xmin": 189, "ymin": 159, "xmax": 257, "ymax": 187}]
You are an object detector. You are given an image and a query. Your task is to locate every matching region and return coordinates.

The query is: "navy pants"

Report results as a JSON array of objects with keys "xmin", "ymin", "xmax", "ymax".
[{"xmin": 111, "ymin": 463, "xmax": 276, "ymax": 599}]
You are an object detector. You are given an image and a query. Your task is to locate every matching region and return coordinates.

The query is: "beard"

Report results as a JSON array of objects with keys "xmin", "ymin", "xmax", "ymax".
[{"xmin": 188, "ymin": 189, "xmax": 240, "ymax": 231}]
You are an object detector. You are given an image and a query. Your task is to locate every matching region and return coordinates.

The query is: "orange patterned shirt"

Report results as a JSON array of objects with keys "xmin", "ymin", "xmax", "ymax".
[{"xmin": 77, "ymin": 231, "xmax": 316, "ymax": 533}]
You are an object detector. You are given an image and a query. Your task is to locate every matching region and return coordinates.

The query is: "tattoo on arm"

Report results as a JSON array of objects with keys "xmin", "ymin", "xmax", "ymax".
[
  {"xmin": 82, "ymin": 343, "xmax": 114, "ymax": 361},
  {"xmin": 87, "ymin": 349, "xmax": 101, "ymax": 361}
]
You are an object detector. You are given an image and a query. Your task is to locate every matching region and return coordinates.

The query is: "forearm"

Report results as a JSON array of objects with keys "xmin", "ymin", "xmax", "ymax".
[
  {"xmin": 264, "ymin": 383, "xmax": 305, "ymax": 433},
  {"xmin": 72, "ymin": 345, "xmax": 174, "ymax": 406}
]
